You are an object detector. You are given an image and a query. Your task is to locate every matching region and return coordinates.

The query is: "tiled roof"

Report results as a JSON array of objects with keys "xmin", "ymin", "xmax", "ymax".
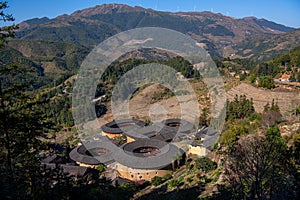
[
  {"xmin": 101, "ymin": 118, "xmax": 145, "ymax": 134},
  {"xmin": 42, "ymin": 163, "xmax": 91, "ymax": 177},
  {"xmin": 69, "ymin": 119, "xmax": 201, "ymax": 170}
]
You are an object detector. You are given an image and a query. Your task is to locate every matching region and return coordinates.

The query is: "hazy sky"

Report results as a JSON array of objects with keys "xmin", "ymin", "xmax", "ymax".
[{"xmin": 4, "ymin": 0, "xmax": 300, "ymax": 28}]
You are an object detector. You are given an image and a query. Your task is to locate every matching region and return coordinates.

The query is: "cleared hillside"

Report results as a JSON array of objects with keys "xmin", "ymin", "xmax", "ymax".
[{"xmin": 226, "ymin": 83, "xmax": 300, "ymax": 116}]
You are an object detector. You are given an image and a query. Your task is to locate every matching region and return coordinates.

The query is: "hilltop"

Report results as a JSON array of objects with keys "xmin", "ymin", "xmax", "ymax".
[{"xmin": 14, "ymin": 4, "xmax": 297, "ymax": 60}]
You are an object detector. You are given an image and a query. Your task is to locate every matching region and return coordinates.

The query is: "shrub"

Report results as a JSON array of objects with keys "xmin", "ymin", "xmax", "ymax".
[
  {"xmin": 151, "ymin": 176, "xmax": 163, "ymax": 186},
  {"xmin": 220, "ymin": 124, "xmax": 249, "ymax": 147},
  {"xmin": 96, "ymin": 164, "xmax": 105, "ymax": 175},
  {"xmin": 167, "ymin": 179, "xmax": 181, "ymax": 189},
  {"xmin": 151, "ymin": 174, "xmax": 172, "ymax": 186},
  {"xmin": 195, "ymin": 157, "xmax": 217, "ymax": 173},
  {"xmin": 258, "ymin": 76, "xmax": 275, "ymax": 89}
]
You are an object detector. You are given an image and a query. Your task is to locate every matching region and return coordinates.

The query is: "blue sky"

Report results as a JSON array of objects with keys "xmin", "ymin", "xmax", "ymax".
[{"xmin": 4, "ymin": 0, "xmax": 300, "ymax": 28}]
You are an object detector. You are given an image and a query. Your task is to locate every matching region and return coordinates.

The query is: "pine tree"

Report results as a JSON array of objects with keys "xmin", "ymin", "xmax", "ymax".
[
  {"xmin": 0, "ymin": 1, "xmax": 17, "ymax": 47},
  {"xmin": 0, "ymin": 2, "xmax": 54, "ymax": 198},
  {"xmin": 0, "ymin": 0, "xmax": 19, "ymax": 182}
]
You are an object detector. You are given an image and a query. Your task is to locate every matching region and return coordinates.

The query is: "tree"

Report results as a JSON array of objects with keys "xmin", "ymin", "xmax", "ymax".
[
  {"xmin": 0, "ymin": 63, "xmax": 56, "ymax": 198},
  {"xmin": 290, "ymin": 133, "xmax": 300, "ymax": 167},
  {"xmin": 223, "ymin": 133, "xmax": 297, "ymax": 200},
  {"xmin": 0, "ymin": 2, "xmax": 55, "ymax": 198},
  {"xmin": 0, "ymin": 1, "xmax": 17, "ymax": 47},
  {"xmin": 263, "ymin": 102, "xmax": 270, "ymax": 112},
  {"xmin": 0, "ymin": 0, "xmax": 20, "ymax": 180},
  {"xmin": 95, "ymin": 103, "xmax": 107, "ymax": 117},
  {"xmin": 261, "ymin": 101, "xmax": 282, "ymax": 128},
  {"xmin": 289, "ymin": 72, "xmax": 296, "ymax": 82},
  {"xmin": 226, "ymin": 95, "xmax": 255, "ymax": 120},
  {"xmin": 270, "ymin": 99, "xmax": 280, "ymax": 112},
  {"xmin": 195, "ymin": 157, "xmax": 217, "ymax": 173},
  {"xmin": 258, "ymin": 76, "xmax": 275, "ymax": 89},
  {"xmin": 257, "ymin": 62, "xmax": 279, "ymax": 77},
  {"xmin": 220, "ymin": 123, "xmax": 249, "ymax": 148}
]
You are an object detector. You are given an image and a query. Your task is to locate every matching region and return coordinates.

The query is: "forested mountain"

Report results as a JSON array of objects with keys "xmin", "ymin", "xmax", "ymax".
[
  {"xmin": 236, "ymin": 29, "xmax": 300, "ymax": 62},
  {"xmin": 252, "ymin": 45, "xmax": 300, "ymax": 84},
  {"xmin": 13, "ymin": 4, "xmax": 298, "ymax": 61},
  {"xmin": 7, "ymin": 40, "xmax": 89, "ymax": 75},
  {"xmin": 1, "ymin": 3, "xmax": 297, "ymax": 88},
  {"xmin": 1, "ymin": 40, "xmax": 89, "ymax": 86}
]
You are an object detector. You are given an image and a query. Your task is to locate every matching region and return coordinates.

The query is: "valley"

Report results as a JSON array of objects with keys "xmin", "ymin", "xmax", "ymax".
[{"xmin": 0, "ymin": 2, "xmax": 300, "ymax": 200}]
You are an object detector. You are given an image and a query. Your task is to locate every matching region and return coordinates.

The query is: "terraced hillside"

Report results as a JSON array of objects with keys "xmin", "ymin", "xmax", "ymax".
[
  {"xmin": 98, "ymin": 81, "xmax": 300, "ymax": 126},
  {"xmin": 226, "ymin": 83, "xmax": 300, "ymax": 116},
  {"xmin": 98, "ymin": 84, "xmax": 204, "ymax": 126}
]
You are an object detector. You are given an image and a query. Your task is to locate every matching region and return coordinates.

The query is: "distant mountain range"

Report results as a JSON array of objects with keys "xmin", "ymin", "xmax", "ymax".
[{"xmin": 3, "ymin": 3, "xmax": 300, "ymax": 82}]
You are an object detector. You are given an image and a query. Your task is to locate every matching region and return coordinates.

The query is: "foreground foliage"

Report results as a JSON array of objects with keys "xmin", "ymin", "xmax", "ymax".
[{"xmin": 223, "ymin": 129, "xmax": 298, "ymax": 200}]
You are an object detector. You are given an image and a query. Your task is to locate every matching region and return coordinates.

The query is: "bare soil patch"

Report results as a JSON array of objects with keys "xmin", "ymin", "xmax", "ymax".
[{"xmin": 226, "ymin": 83, "xmax": 300, "ymax": 116}]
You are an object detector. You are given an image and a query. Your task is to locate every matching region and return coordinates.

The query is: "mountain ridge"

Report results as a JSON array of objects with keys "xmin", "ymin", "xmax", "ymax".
[
  {"xmin": 12, "ymin": 3, "xmax": 300, "ymax": 62},
  {"xmin": 18, "ymin": 4, "xmax": 294, "ymax": 36}
]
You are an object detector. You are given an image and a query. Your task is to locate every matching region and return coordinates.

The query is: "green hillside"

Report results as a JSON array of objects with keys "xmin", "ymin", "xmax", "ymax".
[
  {"xmin": 236, "ymin": 29, "xmax": 300, "ymax": 62},
  {"xmin": 15, "ymin": 4, "xmax": 297, "ymax": 60},
  {"xmin": 2, "ymin": 40, "xmax": 90, "ymax": 86}
]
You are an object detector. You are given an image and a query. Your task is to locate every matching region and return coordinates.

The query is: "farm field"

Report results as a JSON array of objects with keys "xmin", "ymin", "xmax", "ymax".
[{"xmin": 226, "ymin": 83, "xmax": 300, "ymax": 116}]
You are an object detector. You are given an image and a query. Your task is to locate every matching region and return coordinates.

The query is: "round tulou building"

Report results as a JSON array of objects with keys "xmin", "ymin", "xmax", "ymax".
[{"xmin": 69, "ymin": 118, "xmax": 210, "ymax": 181}]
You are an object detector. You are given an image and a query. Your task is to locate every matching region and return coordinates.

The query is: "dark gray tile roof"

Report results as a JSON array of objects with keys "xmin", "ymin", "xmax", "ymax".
[
  {"xmin": 69, "ymin": 119, "xmax": 205, "ymax": 170},
  {"xmin": 101, "ymin": 118, "xmax": 145, "ymax": 134},
  {"xmin": 69, "ymin": 145, "xmax": 102, "ymax": 165},
  {"xmin": 42, "ymin": 163, "xmax": 91, "ymax": 177},
  {"xmin": 123, "ymin": 139, "xmax": 166, "ymax": 153},
  {"xmin": 193, "ymin": 127, "xmax": 220, "ymax": 149},
  {"xmin": 69, "ymin": 138, "xmax": 117, "ymax": 165},
  {"xmin": 41, "ymin": 154, "xmax": 69, "ymax": 164},
  {"xmin": 41, "ymin": 154, "xmax": 59, "ymax": 164},
  {"xmin": 159, "ymin": 118, "xmax": 195, "ymax": 134},
  {"xmin": 123, "ymin": 119, "xmax": 195, "ymax": 143},
  {"xmin": 114, "ymin": 139, "xmax": 182, "ymax": 169}
]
